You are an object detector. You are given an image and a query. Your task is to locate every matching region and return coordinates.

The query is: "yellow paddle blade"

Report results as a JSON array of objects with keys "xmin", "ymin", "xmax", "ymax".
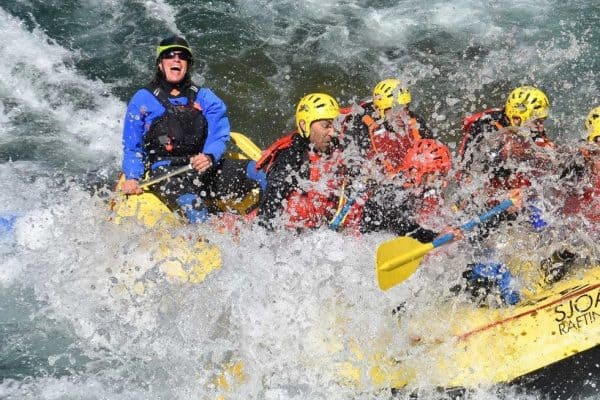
[
  {"xmin": 376, "ymin": 236, "xmax": 434, "ymax": 290},
  {"xmin": 230, "ymin": 132, "xmax": 263, "ymax": 161}
]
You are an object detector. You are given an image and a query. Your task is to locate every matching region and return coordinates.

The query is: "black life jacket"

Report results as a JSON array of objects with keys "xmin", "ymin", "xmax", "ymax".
[{"xmin": 143, "ymin": 84, "xmax": 208, "ymax": 165}]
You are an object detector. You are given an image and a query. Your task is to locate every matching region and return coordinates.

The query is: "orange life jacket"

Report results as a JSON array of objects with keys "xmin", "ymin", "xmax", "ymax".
[
  {"xmin": 255, "ymin": 131, "xmax": 296, "ymax": 173},
  {"xmin": 285, "ymin": 149, "xmax": 346, "ymax": 229},
  {"xmin": 362, "ymin": 114, "xmax": 421, "ymax": 176}
]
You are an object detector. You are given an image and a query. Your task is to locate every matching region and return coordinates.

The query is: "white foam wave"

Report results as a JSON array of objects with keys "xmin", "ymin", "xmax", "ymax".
[
  {"xmin": 0, "ymin": 169, "xmax": 410, "ymax": 397},
  {"xmin": 0, "ymin": 159, "xmax": 596, "ymax": 399},
  {"xmin": 0, "ymin": 8, "xmax": 123, "ymax": 167},
  {"xmin": 141, "ymin": 0, "xmax": 181, "ymax": 34}
]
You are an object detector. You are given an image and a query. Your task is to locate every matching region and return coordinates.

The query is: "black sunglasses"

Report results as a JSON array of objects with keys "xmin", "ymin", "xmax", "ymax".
[{"xmin": 161, "ymin": 50, "xmax": 192, "ymax": 61}]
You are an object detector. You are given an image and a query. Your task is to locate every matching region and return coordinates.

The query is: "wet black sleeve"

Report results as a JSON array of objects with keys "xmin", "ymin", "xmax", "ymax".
[
  {"xmin": 257, "ymin": 143, "xmax": 307, "ymax": 229},
  {"xmin": 468, "ymin": 110, "xmax": 508, "ymax": 146},
  {"xmin": 467, "ymin": 206, "xmax": 516, "ymax": 243},
  {"xmin": 411, "ymin": 112, "xmax": 435, "ymax": 139},
  {"xmin": 342, "ymin": 114, "xmax": 372, "ymax": 156},
  {"xmin": 406, "ymin": 225, "xmax": 438, "ymax": 243},
  {"xmin": 359, "ymin": 188, "xmax": 438, "ymax": 243},
  {"xmin": 459, "ymin": 114, "xmax": 504, "ymax": 169}
]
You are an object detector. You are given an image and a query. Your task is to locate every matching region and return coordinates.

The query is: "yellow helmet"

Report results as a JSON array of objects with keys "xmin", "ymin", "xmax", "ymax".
[
  {"xmin": 505, "ymin": 86, "xmax": 550, "ymax": 126},
  {"xmin": 585, "ymin": 106, "xmax": 600, "ymax": 142},
  {"xmin": 295, "ymin": 93, "xmax": 340, "ymax": 138},
  {"xmin": 372, "ymin": 79, "xmax": 412, "ymax": 117}
]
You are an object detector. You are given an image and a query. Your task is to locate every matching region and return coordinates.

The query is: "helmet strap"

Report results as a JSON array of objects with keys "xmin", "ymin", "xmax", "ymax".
[{"xmin": 299, "ymin": 120, "xmax": 309, "ymax": 137}]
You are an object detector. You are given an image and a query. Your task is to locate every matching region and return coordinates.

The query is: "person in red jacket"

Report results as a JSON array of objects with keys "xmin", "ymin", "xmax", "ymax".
[
  {"xmin": 451, "ymin": 87, "xmax": 556, "ymax": 305},
  {"xmin": 344, "ymin": 138, "xmax": 454, "ymax": 241},
  {"xmin": 256, "ymin": 93, "xmax": 345, "ymax": 230},
  {"xmin": 456, "ymin": 94, "xmax": 582, "ymax": 304},
  {"xmin": 343, "ymin": 79, "xmax": 436, "ymax": 178},
  {"xmin": 561, "ymin": 106, "xmax": 600, "ymax": 227},
  {"xmin": 458, "ymin": 86, "xmax": 556, "ymax": 191},
  {"xmin": 456, "ymin": 86, "xmax": 558, "ymax": 231},
  {"xmin": 255, "ymin": 94, "xmax": 452, "ymax": 243},
  {"xmin": 536, "ymin": 107, "xmax": 600, "ymax": 283},
  {"xmin": 459, "ymin": 85, "xmax": 555, "ymax": 166}
]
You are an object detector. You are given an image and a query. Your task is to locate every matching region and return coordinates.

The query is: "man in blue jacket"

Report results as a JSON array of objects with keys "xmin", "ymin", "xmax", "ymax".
[{"xmin": 120, "ymin": 35, "xmax": 231, "ymax": 222}]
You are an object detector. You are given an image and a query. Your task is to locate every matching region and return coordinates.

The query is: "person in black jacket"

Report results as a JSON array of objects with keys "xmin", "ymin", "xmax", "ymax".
[{"xmin": 255, "ymin": 93, "xmax": 344, "ymax": 230}]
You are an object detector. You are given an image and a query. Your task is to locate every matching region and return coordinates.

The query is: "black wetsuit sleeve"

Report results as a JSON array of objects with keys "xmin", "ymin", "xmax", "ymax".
[
  {"xmin": 343, "ymin": 114, "xmax": 372, "ymax": 155},
  {"xmin": 469, "ymin": 118, "xmax": 493, "ymax": 140},
  {"xmin": 467, "ymin": 206, "xmax": 516, "ymax": 243},
  {"xmin": 257, "ymin": 139, "xmax": 307, "ymax": 229},
  {"xmin": 459, "ymin": 113, "xmax": 504, "ymax": 168},
  {"xmin": 468, "ymin": 110, "xmax": 508, "ymax": 146},
  {"xmin": 407, "ymin": 225, "xmax": 438, "ymax": 243},
  {"xmin": 359, "ymin": 188, "xmax": 438, "ymax": 243},
  {"xmin": 559, "ymin": 160, "xmax": 586, "ymax": 181},
  {"xmin": 411, "ymin": 112, "xmax": 435, "ymax": 139}
]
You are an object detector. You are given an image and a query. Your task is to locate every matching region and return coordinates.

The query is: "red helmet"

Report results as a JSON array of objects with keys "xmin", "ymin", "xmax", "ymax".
[{"xmin": 402, "ymin": 139, "xmax": 452, "ymax": 184}]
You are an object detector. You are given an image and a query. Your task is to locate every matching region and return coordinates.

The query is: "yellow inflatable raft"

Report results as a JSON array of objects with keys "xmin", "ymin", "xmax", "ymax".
[
  {"xmin": 337, "ymin": 264, "xmax": 600, "ymax": 394},
  {"xmin": 110, "ymin": 181, "xmax": 222, "ymax": 285}
]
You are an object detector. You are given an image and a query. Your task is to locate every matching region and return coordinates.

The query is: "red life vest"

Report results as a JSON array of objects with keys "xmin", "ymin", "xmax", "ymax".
[
  {"xmin": 460, "ymin": 108, "xmax": 556, "ymax": 157},
  {"xmin": 257, "ymin": 131, "xmax": 347, "ymax": 229},
  {"xmin": 532, "ymin": 135, "xmax": 556, "ymax": 149},
  {"xmin": 362, "ymin": 114, "xmax": 421, "ymax": 176},
  {"xmin": 285, "ymin": 149, "xmax": 346, "ymax": 229},
  {"xmin": 255, "ymin": 131, "xmax": 296, "ymax": 173},
  {"xmin": 413, "ymin": 189, "xmax": 445, "ymax": 230},
  {"xmin": 488, "ymin": 171, "xmax": 531, "ymax": 191},
  {"xmin": 562, "ymin": 177, "xmax": 600, "ymax": 224}
]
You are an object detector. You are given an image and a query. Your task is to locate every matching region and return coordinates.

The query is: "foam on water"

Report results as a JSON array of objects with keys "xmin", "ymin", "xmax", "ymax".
[
  {"xmin": 139, "ymin": 0, "xmax": 181, "ymax": 34},
  {"xmin": 0, "ymin": 7, "xmax": 122, "ymax": 170},
  {"xmin": 1, "ymin": 172, "xmax": 596, "ymax": 398},
  {"xmin": 0, "ymin": 167, "xmax": 404, "ymax": 398}
]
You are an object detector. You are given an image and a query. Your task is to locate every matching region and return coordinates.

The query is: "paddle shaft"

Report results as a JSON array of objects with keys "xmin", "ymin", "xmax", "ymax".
[
  {"xmin": 137, "ymin": 131, "xmax": 261, "ymax": 190},
  {"xmin": 139, "ymin": 164, "xmax": 192, "ymax": 189},
  {"xmin": 432, "ymin": 199, "xmax": 514, "ymax": 247},
  {"xmin": 379, "ymin": 199, "xmax": 514, "ymax": 272}
]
